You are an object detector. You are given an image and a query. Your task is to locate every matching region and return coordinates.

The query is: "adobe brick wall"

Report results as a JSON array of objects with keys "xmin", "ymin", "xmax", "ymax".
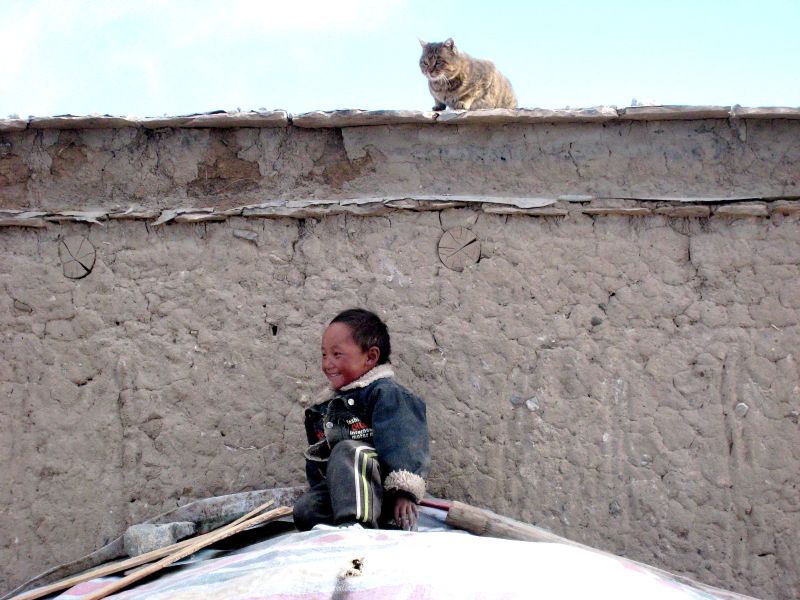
[{"xmin": 1, "ymin": 111, "xmax": 798, "ymax": 598}]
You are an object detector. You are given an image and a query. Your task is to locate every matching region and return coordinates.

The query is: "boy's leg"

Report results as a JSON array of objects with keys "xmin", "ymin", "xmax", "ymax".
[
  {"xmin": 327, "ymin": 440, "xmax": 383, "ymax": 528},
  {"xmin": 293, "ymin": 480, "xmax": 335, "ymax": 531}
]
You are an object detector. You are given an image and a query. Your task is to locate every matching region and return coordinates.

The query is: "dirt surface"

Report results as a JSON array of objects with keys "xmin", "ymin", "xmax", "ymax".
[{"xmin": 1, "ymin": 117, "xmax": 799, "ymax": 599}]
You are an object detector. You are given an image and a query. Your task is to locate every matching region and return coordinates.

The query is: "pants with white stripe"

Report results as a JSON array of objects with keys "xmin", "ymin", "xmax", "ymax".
[{"xmin": 294, "ymin": 440, "xmax": 383, "ymax": 531}]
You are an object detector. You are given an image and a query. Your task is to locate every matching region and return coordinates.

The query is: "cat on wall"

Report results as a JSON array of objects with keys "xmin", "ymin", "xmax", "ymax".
[{"xmin": 419, "ymin": 38, "xmax": 517, "ymax": 111}]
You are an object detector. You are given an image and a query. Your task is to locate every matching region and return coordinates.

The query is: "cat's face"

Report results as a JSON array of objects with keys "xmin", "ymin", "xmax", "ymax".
[{"xmin": 419, "ymin": 38, "xmax": 459, "ymax": 81}]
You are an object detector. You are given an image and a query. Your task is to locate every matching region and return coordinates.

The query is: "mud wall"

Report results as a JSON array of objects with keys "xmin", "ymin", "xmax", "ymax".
[{"xmin": 1, "ymin": 110, "xmax": 799, "ymax": 599}]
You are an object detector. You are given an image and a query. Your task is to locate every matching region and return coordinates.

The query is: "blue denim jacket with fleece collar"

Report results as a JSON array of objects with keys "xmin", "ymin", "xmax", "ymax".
[{"xmin": 303, "ymin": 364, "xmax": 430, "ymax": 502}]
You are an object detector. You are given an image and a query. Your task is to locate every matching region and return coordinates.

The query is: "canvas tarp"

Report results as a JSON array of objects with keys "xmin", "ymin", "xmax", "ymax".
[{"xmin": 51, "ymin": 508, "xmax": 719, "ymax": 600}]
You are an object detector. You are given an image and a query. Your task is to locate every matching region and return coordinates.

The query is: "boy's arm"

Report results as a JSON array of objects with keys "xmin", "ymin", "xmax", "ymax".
[{"xmin": 370, "ymin": 384, "xmax": 431, "ymax": 503}]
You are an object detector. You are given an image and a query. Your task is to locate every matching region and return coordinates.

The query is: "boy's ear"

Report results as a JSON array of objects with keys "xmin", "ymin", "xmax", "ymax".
[{"xmin": 366, "ymin": 346, "xmax": 380, "ymax": 366}]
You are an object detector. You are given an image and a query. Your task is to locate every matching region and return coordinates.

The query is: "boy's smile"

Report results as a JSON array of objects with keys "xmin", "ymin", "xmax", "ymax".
[{"xmin": 321, "ymin": 322, "xmax": 378, "ymax": 389}]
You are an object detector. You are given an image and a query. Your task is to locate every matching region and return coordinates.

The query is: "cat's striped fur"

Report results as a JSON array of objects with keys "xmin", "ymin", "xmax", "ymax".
[{"xmin": 419, "ymin": 38, "xmax": 517, "ymax": 110}]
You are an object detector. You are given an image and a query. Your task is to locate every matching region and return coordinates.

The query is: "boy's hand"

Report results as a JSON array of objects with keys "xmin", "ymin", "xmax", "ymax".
[{"xmin": 394, "ymin": 496, "xmax": 419, "ymax": 531}]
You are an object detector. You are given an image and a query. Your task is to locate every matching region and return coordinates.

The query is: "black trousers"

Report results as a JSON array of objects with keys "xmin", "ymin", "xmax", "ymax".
[{"xmin": 294, "ymin": 440, "xmax": 383, "ymax": 531}]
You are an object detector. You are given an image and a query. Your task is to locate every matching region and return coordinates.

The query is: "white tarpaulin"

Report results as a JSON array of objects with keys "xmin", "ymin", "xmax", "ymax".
[{"xmin": 55, "ymin": 510, "xmax": 720, "ymax": 600}]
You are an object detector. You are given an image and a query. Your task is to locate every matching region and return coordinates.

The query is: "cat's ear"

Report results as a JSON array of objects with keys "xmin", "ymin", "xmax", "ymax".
[
  {"xmin": 444, "ymin": 38, "xmax": 455, "ymax": 49},
  {"xmin": 418, "ymin": 38, "xmax": 427, "ymax": 47}
]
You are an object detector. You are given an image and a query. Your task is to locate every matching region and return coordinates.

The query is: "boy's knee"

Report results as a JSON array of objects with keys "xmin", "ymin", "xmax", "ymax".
[
  {"xmin": 330, "ymin": 440, "xmax": 363, "ymax": 459},
  {"xmin": 329, "ymin": 441, "xmax": 378, "ymax": 475}
]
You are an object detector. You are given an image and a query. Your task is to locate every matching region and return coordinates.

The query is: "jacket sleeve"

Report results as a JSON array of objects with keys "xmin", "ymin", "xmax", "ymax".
[
  {"xmin": 369, "ymin": 382, "xmax": 430, "ymax": 503},
  {"xmin": 302, "ymin": 403, "xmax": 330, "ymax": 487}
]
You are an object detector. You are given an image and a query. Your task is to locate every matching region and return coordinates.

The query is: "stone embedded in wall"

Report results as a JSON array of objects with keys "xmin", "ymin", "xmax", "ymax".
[
  {"xmin": 714, "ymin": 204, "xmax": 769, "ymax": 218},
  {"xmin": 0, "ymin": 216, "xmax": 47, "ymax": 227},
  {"xmin": 481, "ymin": 206, "xmax": 569, "ymax": 217},
  {"xmin": 434, "ymin": 106, "xmax": 618, "ymax": 124},
  {"xmin": 19, "ymin": 111, "xmax": 290, "ymax": 130},
  {"xmin": 0, "ymin": 117, "xmax": 27, "ymax": 131},
  {"xmin": 232, "ymin": 229, "xmax": 259, "ymax": 245},
  {"xmin": 581, "ymin": 207, "xmax": 653, "ymax": 217},
  {"xmin": 173, "ymin": 213, "xmax": 226, "ymax": 224},
  {"xmin": 48, "ymin": 210, "xmax": 107, "ymax": 225},
  {"xmin": 13, "ymin": 299, "xmax": 33, "ymax": 313},
  {"xmin": 655, "ymin": 206, "xmax": 712, "ymax": 218},
  {"xmin": 109, "ymin": 209, "xmax": 160, "ymax": 220},
  {"xmin": 771, "ymin": 201, "xmax": 800, "ymax": 215},
  {"xmin": 292, "ymin": 109, "xmax": 437, "ymax": 128},
  {"xmin": 617, "ymin": 105, "xmax": 731, "ymax": 120}
]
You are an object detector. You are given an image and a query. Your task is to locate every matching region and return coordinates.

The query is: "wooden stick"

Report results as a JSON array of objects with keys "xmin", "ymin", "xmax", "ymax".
[
  {"xmin": 418, "ymin": 498, "xmax": 451, "ymax": 511},
  {"xmin": 12, "ymin": 499, "xmax": 278, "ymax": 600},
  {"xmin": 81, "ymin": 506, "xmax": 292, "ymax": 600},
  {"xmin": 445, "ymin": 501, "xmax": 760, "ymax": 600}
]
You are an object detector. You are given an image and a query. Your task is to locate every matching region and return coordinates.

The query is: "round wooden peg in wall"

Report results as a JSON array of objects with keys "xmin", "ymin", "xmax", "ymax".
[
  {"xmin": 438, "ymin": 227, "xmax": 480, "ymax": 272},
  {"xmin": 58, "ymin": 235, "xmax": 96, "ymax": 279}
]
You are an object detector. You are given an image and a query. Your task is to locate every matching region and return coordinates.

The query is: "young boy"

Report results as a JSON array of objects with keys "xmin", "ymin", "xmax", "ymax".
[{"xmin": 293, "ymin": 308, "xmax": 430, "ymax": 531}]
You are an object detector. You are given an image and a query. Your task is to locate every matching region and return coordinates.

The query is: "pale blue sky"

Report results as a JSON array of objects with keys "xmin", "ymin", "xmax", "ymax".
[{"xmin": 1, "ymin": 0, "xmax": 798, "ymax": 118}]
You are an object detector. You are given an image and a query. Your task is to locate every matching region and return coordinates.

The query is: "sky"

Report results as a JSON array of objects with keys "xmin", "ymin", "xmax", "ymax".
[{"xmin": 1, "ymin": 0, "xmax": 798, "ymax": 118}]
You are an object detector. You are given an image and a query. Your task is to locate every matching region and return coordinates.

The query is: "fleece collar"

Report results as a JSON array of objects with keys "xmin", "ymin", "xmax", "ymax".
[{"xmin": 311, "ymin": 364, "xmax": 395, "ymax": 405}]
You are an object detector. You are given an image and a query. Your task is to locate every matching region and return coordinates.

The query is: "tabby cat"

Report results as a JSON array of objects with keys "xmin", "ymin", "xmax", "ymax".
[{"xmin": 419, "ymin": 38, "xmax": 517, "ymax": 110}]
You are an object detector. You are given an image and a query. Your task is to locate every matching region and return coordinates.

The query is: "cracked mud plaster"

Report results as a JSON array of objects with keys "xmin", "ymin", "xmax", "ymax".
[
  {"xmin": 1, "ymin": 211, "xmax": 798, "ymax": 599},
  {"xmin": 1, "ymin": 118, "xmax": 799, "ymax": 212},
  {"xmin": 1, "ymin": 115, "xmax": 799, "ymax": 599}
]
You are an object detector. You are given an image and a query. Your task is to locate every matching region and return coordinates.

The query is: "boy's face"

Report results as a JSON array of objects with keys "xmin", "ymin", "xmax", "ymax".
[{"xmin": 321, "ymin": 322, "xmax": 378, "ymax": 389}]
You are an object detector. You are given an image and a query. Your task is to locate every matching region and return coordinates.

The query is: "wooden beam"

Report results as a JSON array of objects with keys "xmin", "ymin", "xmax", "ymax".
[
  {"xmin": 81, "ymin": 506, "xmax": 292, "ymax": 600},
  {"xmin": 12, "ymin": 500, "xmax": 279, "ymax": 600},
  {"xmin": 445, "ymin": 501, "xmax": 759, "ymax": 600}
]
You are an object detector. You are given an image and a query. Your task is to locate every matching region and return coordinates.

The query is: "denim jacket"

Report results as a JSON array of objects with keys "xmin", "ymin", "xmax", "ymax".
[{"xmin": 303, "ymin": 365, "xmax": 430, "ymax": 502}]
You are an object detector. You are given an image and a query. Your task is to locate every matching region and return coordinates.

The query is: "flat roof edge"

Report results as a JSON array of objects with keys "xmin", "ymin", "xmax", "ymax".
[{"xmin": 2, "ymin": 106, "xmax": 799, "ymax": 132}]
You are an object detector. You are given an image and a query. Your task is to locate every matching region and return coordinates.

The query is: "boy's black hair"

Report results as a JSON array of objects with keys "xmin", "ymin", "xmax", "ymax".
[{"xmin": 330, "ymin": 308, "xmax": 391, "ymax": 365}]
